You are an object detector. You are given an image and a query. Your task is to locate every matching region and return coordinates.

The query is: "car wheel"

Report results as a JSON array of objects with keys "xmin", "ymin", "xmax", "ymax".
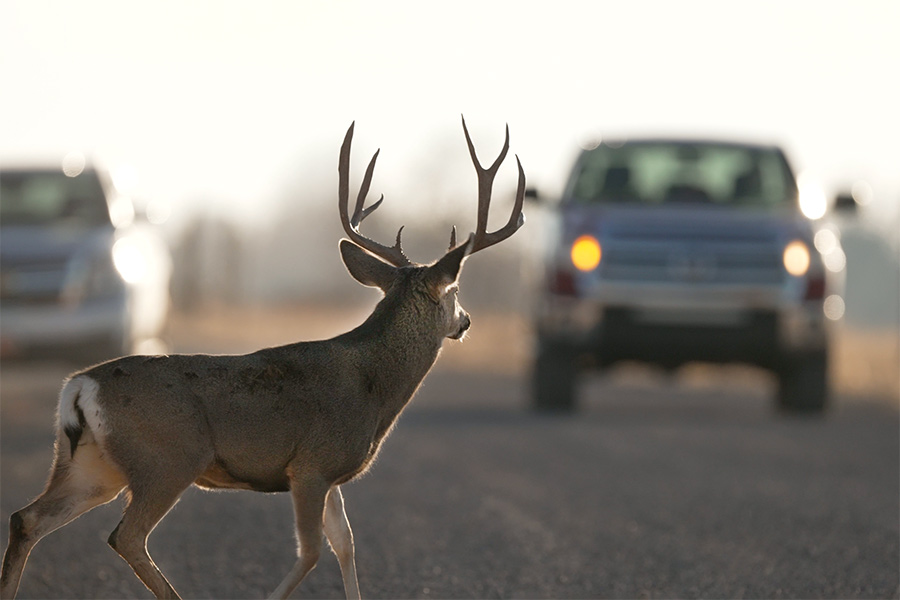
[
  {"xmin": 776, "ymin": 352, "xmax": 829, "ymax": 414},
  {"xmin": 532, "ymin": 340, "xmax": 578, "ymax": 412}
]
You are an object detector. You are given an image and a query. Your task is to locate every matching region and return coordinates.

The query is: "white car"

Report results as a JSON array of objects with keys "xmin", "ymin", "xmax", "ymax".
[{"xmin": 1, "ymin": 161, "xmax": 171, "ymax": 363}]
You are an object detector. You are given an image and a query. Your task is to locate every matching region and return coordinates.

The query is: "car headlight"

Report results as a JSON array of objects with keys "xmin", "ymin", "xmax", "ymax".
[
  {"xmin": 783, "ymin": 240, "xmax": 810, "ymax": 277},
  {"xmin": 571, "ymin": 235, "xmax": 602, "ymax": 272}
]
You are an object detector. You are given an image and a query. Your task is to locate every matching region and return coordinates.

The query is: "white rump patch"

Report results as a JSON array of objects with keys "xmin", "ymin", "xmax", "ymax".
[{"xmin": 58, "ymin": 376, "xmax": 106, "ymax": 440}]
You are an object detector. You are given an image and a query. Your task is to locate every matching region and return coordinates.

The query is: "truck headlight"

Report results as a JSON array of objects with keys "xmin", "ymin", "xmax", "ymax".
[
  {"xmin": 571, "ymin": 235, "xmax": 602, "ymax": 272},
  {"xmin": 783, "ymin": 240, "xmax": 810, "ymax": 276}
]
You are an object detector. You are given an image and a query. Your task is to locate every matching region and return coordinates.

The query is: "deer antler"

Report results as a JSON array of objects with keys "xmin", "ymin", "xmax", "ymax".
[
  {"xmin": 339, "ymin": 122, "xmax": 412, "ymax": 267},
  {"xmin": 460, "ymin": 115, "xmax": 526, "ymax": 255}
]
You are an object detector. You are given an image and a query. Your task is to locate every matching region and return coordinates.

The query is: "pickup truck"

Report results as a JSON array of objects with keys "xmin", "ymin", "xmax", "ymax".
[{"xmin": 531, "ymin": 138, "xmax": 844, "ymax": 413}]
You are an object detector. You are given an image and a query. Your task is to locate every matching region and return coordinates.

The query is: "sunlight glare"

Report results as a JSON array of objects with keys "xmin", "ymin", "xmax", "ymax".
[
  {"xmin": 823, "ymin": 294, "xmax": 845, "ymax": 321},
  {"xmin": 851, "ymin": 180, "xmax": 874, "ymax": 206},
  {"xmin": 813, "ymin": 228, "xmax": 838, "ymax": 254},
  {"xmin": 62, "ymin": 151, "xmax": 86, "ymax": 177},
  {"xmin": 108, "ymin": 194, "xmax": 135, "ymax": 228},
  {"xmin": 797, "ymin": 172, "xmax": 827, "ymax": 220},
  {"xmin": 110, "ymin": 164, "xmax": 139, "ymax": 195},
  {"xmin": 823, "ymin": 246, "xmax": 846, "ymax": 273},
  {"xmin": 112, "ymin": 237, "xmax": 148, "ymax": 284},
  {"xmin": 146, "ymin": 198, "xmax": 172, "ymax": 225}
]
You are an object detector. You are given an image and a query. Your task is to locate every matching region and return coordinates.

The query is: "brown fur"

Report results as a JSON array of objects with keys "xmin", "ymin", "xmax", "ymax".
[
  {"xmin": 0, "ymin": 240, "xmax": 470, "ymax": 600},
  {"xmin": 1, "ymin": 118, "xmax": 524, "ymax": 600}
]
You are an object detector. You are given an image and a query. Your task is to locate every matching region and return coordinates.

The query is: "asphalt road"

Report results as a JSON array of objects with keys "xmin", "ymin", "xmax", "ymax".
[{"xmin": 1, "ymin": 359, "xmax": 897, "ymax": 599}]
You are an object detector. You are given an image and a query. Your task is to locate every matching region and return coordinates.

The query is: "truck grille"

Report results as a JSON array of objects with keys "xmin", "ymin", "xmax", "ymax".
[{"xmin": 601, "ymin": 241, "xmax": 784, "ymax": 285}]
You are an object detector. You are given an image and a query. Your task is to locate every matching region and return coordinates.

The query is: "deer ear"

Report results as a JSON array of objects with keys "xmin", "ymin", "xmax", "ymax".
[
  {"xmin": 425, "ymin": 235, "xmax": 472, "ymax": 300},
  {"xmin": 340, "ymin": 239, "xmax": 399, "ymax": 291}
]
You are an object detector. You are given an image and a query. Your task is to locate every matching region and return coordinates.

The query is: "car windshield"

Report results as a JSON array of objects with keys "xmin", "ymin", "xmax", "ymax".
[
  {"xmin": 569, "ymin": 141, "xmax": 797, "ymax": 209},
  {"xmin": 0, "ymin": 169, "xmax": 110, "ymax": 226}
]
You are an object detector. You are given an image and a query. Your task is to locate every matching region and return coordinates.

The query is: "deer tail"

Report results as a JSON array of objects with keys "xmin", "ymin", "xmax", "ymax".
[{"xmin": 58, "ymin": 376, "xmax": 102, "ymax": 458}]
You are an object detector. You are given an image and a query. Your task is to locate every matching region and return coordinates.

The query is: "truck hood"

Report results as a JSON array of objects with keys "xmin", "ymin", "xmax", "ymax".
[{"xmin": 562, "ymin": 204, "xmax": 814, "ymax": 245}]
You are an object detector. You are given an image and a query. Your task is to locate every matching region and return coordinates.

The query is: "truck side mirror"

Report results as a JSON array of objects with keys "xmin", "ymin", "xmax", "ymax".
[{"xmin": 834, "ymin": 192, "xmax": 858, "ymax": 213}]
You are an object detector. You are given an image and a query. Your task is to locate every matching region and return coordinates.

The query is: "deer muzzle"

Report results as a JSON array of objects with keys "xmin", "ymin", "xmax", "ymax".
[{"xmin": 450, "ymin": 313, "xmax": 471, "ymax": 340}]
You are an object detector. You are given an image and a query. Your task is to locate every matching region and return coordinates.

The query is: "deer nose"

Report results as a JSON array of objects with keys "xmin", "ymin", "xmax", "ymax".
[{"xmin": 450, "ymin": 313, "xmax": 471, "ymax": 340}]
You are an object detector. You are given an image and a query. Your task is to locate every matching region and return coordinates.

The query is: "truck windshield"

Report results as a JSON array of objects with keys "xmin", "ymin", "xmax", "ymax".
[
  {"xmin": 569, "ymin": 141, "xmax": 797, "ymax": 209},
  {"xmin": 0, "ymin": 169, "xmax": 110, "ymax": 226}
]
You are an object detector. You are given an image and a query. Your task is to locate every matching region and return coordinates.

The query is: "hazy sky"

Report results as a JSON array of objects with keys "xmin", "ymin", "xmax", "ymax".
[{"xmin": 2, "ymin": 1, "xmax": 898, "ymax": 233}]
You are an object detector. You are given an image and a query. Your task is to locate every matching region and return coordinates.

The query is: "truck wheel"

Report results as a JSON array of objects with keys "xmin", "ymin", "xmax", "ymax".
[
  {"xmin": 776, "ymin": 352, "xmax": 829, "ymax": 414},
  {"xmin": 532, "ymin": 342, "xmax": 578, "ymax": 412}
]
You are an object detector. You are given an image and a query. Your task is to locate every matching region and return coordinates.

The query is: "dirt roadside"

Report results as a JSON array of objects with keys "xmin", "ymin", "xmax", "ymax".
[{"xmin": 166, "ymin": 302, "xmax": 898, "ymax": 405}]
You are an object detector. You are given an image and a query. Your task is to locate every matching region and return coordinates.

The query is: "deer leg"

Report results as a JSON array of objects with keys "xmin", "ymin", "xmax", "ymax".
[
  {"xmin": 107, "ymin": 476, "xmax": 192, "ymax": 600},
  {"xmin": 268, "ymin": 473, "xmax": 330, "ymax": 600},
  {"xmin": 324, "ymin": 486, "xmax": 360, "ymax": 600},
  {"xmin": 1, "ymin": 440, "xmax": 126, "ymax": 600}
]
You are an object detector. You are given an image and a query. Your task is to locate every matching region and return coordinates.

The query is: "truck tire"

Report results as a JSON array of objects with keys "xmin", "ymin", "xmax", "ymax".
[
  {"xmin": 532, "ymin": 342, "xmax": 578, "ymax": 412},
  {"xmin": 776, "ymin": 352, "xmax": 829, "ymax": 414}
]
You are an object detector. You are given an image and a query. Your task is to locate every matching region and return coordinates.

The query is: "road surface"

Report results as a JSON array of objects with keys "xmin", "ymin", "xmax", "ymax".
[{"xmin": 1, "ymin": 358, "xmax": 897, "ymax": 599}]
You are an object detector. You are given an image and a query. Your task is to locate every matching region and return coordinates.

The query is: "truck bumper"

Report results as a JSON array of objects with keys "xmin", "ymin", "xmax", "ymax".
[{"xmin": 536, "ymin": 289, "xmax": 829, "ymax": 368}]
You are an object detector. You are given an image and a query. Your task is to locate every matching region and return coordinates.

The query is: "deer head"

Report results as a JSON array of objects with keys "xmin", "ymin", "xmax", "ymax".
[{"xmin": 337, "ymin": 116, "xmax": 526, "ymax": 341}]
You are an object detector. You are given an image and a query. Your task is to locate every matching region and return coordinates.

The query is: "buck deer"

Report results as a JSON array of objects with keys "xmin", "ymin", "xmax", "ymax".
[{"xmin": 0, "ymin": 116, "xmax": 525, "ymax": 600}]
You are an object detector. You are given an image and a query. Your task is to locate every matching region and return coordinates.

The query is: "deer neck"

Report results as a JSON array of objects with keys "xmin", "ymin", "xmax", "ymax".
[{"xmin": 342, "ymin": 291, "xmax": 444, "ymax": 416}]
